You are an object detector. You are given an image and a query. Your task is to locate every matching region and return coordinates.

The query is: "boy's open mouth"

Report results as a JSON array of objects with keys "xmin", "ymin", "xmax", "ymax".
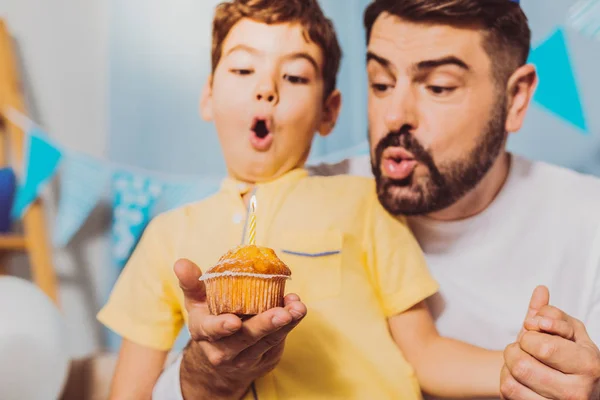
[{"xmin": 250, "ymin": 118, "xmax": 274, "ymax": 151}]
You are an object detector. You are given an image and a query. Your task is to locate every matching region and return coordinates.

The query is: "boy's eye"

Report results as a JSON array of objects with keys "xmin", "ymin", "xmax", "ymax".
[
  {"xmin": 231, "ymin": 69, "xmax": 253, "ymax": 75},
  {"xmin": 427, "ymin": 85, "xmax": 457, "ymax": 96},
  {"xmin": 283, "ymin": 74, "xmax": 309, "ymax": 84}
]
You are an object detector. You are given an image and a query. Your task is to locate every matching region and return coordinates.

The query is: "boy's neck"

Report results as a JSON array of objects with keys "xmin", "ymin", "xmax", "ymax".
[{"xmin": 227, "ymin": 166, "xmax": 308, "ymax": 206}]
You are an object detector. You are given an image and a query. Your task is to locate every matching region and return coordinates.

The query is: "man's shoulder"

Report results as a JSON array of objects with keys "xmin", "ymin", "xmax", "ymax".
[
  {"xmin": 519, "ymin": 155, "xmax": 600, "ymax": 204},
  {"xmin": 300, "ymin": 172, "xmax": 376, "ymax": 195},
  {"xmin": 515, "ymin": 155, "xmax": 600, "ymax": 233},
  {"xmin": 307, "ymin": 154, "xmax": 372, "ymax": 178}
]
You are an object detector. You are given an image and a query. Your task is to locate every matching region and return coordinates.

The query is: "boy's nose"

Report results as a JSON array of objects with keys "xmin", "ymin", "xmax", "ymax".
[
  {"xmin": 256, "ymin": 93, "xmax": 275, "ymax": 102},
  {"xmin": 255, "ymin": 84, "xmax": 279, "ymax": 104}
]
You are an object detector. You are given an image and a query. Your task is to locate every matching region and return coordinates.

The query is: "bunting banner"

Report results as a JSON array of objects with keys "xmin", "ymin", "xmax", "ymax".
[
  {"xmin": 111, "ymin": 171, "xmax": 164, "ymax": 268},
  {"xmin": 52, "ymin": 153, "xmax": 112, "ymax": 247},
  {"xmin": 11, "ymin": 129, "xmax": 62, "ymax": 219},
  {"xmin": 4, "ymin": 108, "xmax": 223, "ymax": 268}
]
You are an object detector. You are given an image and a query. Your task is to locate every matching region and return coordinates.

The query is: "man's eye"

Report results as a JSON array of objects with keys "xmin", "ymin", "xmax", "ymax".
[
  {"xmin": 284, "ymin": 74, "xmax": 309, "ymax": 84},
  {"xmin": 231, "ymin": 69, "xmax": 253, "ymax": 75},
  {"xmin": 428, "ymin": 85, "xmax": 457, "ymax": 96},
  {"xmin": 371, "ymin": 83, "xmax": 392, "ymax": 93}
]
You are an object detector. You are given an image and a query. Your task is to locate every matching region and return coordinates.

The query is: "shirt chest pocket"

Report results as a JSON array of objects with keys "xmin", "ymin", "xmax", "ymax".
[{"xmin": 273, "ymin": 229, "xmax": 343, "ymax": 303}]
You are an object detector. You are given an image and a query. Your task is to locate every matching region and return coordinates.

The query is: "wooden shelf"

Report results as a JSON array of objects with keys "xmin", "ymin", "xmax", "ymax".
[{"xmin": 0, "ymin": 234, "xmax": 27, "ymax": 251}]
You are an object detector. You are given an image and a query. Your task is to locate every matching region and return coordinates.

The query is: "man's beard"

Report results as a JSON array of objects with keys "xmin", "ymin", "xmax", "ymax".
[{"xmin": 371, "ymin": 97, "xmax": 508, "ymax": 216}]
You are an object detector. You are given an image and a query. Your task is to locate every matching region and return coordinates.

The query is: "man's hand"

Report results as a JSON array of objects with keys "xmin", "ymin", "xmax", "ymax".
[
  {"xmin": 174, "ymin": 258, "xmax": 307, "ymax": 400},
  {"xmin": 501, "ymin": 287, "xmax": 600, "ymax": 399}
]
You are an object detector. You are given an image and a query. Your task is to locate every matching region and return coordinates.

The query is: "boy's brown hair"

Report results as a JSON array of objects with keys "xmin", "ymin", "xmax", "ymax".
[
  {"xmin": 211, "ymin": 0, "xmax": 342, "ymax": 99},
  {"xmin": 364, "ymin": 0, "xmax": 531, "ymax": 84}
]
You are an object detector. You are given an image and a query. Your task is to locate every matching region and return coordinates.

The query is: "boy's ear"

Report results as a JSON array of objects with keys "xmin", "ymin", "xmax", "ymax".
[
  {"xmin": 318, "ymin": 89, "xmax": 342, "ymax": 137},
  {"xmin": 200, "ymin": 75, "xmax": 214, "ymax": 121}
]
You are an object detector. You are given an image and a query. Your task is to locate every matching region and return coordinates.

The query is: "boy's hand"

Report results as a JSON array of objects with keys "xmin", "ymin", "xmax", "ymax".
[
  {"xmin": 173, "ymin": 258, "xmax": 307, "ymax": 400},
  {"xmin": 500, "ymin": 287, "xmax": 600, "ymax": 399}
]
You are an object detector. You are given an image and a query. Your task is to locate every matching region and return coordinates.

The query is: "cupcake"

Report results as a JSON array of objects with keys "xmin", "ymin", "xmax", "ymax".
[{"xmin": 199, "ymin": 244, "xmax": 292, "ymax": 315}]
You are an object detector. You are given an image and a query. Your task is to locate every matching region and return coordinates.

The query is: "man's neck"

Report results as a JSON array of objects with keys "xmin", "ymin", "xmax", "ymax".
[{"xmin": 426, "ymin": 151, "xmax": 512, "ymax": 222}]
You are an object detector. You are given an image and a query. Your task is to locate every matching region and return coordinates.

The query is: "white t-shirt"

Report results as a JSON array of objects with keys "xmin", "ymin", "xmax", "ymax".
[{"xmin": 313, "ymin": 153, "xmax": 600, "ymax": 348}]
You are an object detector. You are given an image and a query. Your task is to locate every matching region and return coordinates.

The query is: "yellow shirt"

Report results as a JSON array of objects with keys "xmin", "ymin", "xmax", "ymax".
[{"xmin": 97, "ymin": 169, "xmax": 439, "ymax": 399}]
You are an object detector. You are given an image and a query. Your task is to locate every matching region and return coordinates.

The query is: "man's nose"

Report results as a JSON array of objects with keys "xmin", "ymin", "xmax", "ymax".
[{"xmin": 384, "ymin": 84, "xmax": 418, "ymax": 132}]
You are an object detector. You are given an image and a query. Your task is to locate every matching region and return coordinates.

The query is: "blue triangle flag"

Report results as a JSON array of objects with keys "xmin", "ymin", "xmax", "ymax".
[
  {"xmin": 11, "ymin": 129, "xmax": 63, "ymax": 219},
  {"xmin": 529, "ymin": 27, "xmax": 588, "ymax": 133},
  {"xmin": 53, "ymin": 153, "xmax": 112, "ymax": 247},
  {"xmin": 111, "ymin": 171, "xmax": 163, "ymax": 268}
]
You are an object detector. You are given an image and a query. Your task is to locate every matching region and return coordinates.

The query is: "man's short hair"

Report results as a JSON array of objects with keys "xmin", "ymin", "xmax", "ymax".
[{"xmin": 364, "ymin": 0, "xmax": 531, "ymax": 84}]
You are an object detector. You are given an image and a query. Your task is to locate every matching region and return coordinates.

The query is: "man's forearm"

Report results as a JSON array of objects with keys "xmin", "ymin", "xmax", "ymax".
[{"xmin": 180, "ymin": 341, "xmax": 251, "ymax": 400}]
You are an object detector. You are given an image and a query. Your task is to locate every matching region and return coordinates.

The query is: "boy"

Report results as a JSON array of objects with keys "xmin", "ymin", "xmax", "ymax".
[{"xmin": 99, "ymin": 0, "xmax": 508, "ymax": 398}]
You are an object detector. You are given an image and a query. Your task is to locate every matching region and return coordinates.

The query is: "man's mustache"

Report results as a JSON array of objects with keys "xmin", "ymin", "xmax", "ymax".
[
  {"xmin": 374, "ymin": 128, "xmax": 430, "ymax": 166},
  {"xmin": 372, "ymin": 128, "xmax": 444, "ymax": 185}
]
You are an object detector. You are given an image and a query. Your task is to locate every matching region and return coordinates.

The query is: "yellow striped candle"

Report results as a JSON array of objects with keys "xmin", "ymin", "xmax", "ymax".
[{"xmin": 248, "ymin": 195, "xmax": 257, "ymax": 245}]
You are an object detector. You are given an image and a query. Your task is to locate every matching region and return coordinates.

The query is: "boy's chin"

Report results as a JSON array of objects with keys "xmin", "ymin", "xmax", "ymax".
[{"xmin": 230, "ymin": 162, "xmax": 299, "ymax": 184}]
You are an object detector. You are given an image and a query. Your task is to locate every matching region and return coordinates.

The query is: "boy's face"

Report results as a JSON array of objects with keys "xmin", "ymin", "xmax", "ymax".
[{"xmin": 202, "ymin": 19, "xmax": 341, "ymax": 183}]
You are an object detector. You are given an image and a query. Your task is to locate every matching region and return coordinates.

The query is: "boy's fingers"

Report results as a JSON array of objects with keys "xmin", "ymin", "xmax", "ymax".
[
  {"xmin": 524, "ymin": 317, "xmax": 575, "ymax": 340},
  {"xmin": 174, "ymin": 258, "xmax": 206, "ymax": 307},
  {"xmin": 518, "ymin": 285, "xmax": 550, "ymax": 340},
  {"xmin": 535, "ymin": 305, "xmax": 569, "ymax": 322}
]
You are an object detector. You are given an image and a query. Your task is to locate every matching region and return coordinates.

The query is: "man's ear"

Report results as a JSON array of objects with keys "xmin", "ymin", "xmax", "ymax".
[
  {"xmin": 200, "ymin": 75, "xmax": 214, "ymax": 122},
  {"xmin": 318, "ymin": 89, "xmax": 342, "ymax": 137},
  {"xmin": 505, "ymin": 64, "xmax": 537, "ymax": 134}
]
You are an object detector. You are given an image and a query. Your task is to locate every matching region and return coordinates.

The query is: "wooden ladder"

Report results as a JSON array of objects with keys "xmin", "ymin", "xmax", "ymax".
[{"xmin": 0, "ymin": 19, "xmax": 59, "ymax": 305}]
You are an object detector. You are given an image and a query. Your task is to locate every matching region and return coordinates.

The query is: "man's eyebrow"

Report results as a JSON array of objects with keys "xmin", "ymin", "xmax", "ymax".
[
  {"xmin": 366, "ymin": 51, "xmax": 394, "ymax": 72},
  {"xmin": 413, "ymin": 56, "xmax": 471, "ymax": 72}
]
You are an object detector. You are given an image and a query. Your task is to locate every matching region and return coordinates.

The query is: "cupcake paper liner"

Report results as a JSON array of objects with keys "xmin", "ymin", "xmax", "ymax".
[{"xmin": 202, "ymin": 273, "xmax": 289, "ymax": 315}]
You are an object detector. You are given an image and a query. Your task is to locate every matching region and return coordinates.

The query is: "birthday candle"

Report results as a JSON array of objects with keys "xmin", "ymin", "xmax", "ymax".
[{"xmin": 248, "ymin": 195, "xmax": 257, "ymax": 245}]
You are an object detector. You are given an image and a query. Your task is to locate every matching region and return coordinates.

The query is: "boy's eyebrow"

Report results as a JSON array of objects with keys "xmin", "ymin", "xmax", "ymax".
[
  {"xmin": 282, "ymin": 52, "xmax": 320, "ymax": 73},
  {"xmin": 225, "ymin": 44, "xmax": 320, "ymax": 73},
  {"xmin": 225, "ymin": 44, "xmax": 260, "ymax": 56}
]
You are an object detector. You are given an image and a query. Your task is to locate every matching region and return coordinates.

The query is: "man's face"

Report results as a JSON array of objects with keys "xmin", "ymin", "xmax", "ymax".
[{"xmin": 367, "ymin": 13, "xmax": 508, "ymax": 216}]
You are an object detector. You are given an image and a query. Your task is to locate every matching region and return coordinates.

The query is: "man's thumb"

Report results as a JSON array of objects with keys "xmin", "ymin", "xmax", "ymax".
[
  {"xmin": 518, "ymin": 285, "xmax": 550, "ymax": 340},
  {"xmin": 174, "ymin": 258, "xmax": 206, "ymax": 305}
]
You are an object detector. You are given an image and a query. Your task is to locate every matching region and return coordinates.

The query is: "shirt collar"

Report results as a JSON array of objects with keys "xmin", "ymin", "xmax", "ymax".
[{"xmin": 220, "ymin": 168, "xmax": 309, "ymax": 196}]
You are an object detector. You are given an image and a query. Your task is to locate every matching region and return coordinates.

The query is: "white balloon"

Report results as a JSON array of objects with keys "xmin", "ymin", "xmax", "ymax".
[{"xmin": 0, "ymin": 277, "xmax": 70, "ymax": 400}]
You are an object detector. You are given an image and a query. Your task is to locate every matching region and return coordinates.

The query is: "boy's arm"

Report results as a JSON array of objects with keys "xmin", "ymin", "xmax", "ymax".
[
  {"xmin": 388, "ymin": 301, "xmax": 503, "ymax": 398},
  {"xmin": 109, "ymin": 339, "xmax": 168, "ymax": 400}
]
